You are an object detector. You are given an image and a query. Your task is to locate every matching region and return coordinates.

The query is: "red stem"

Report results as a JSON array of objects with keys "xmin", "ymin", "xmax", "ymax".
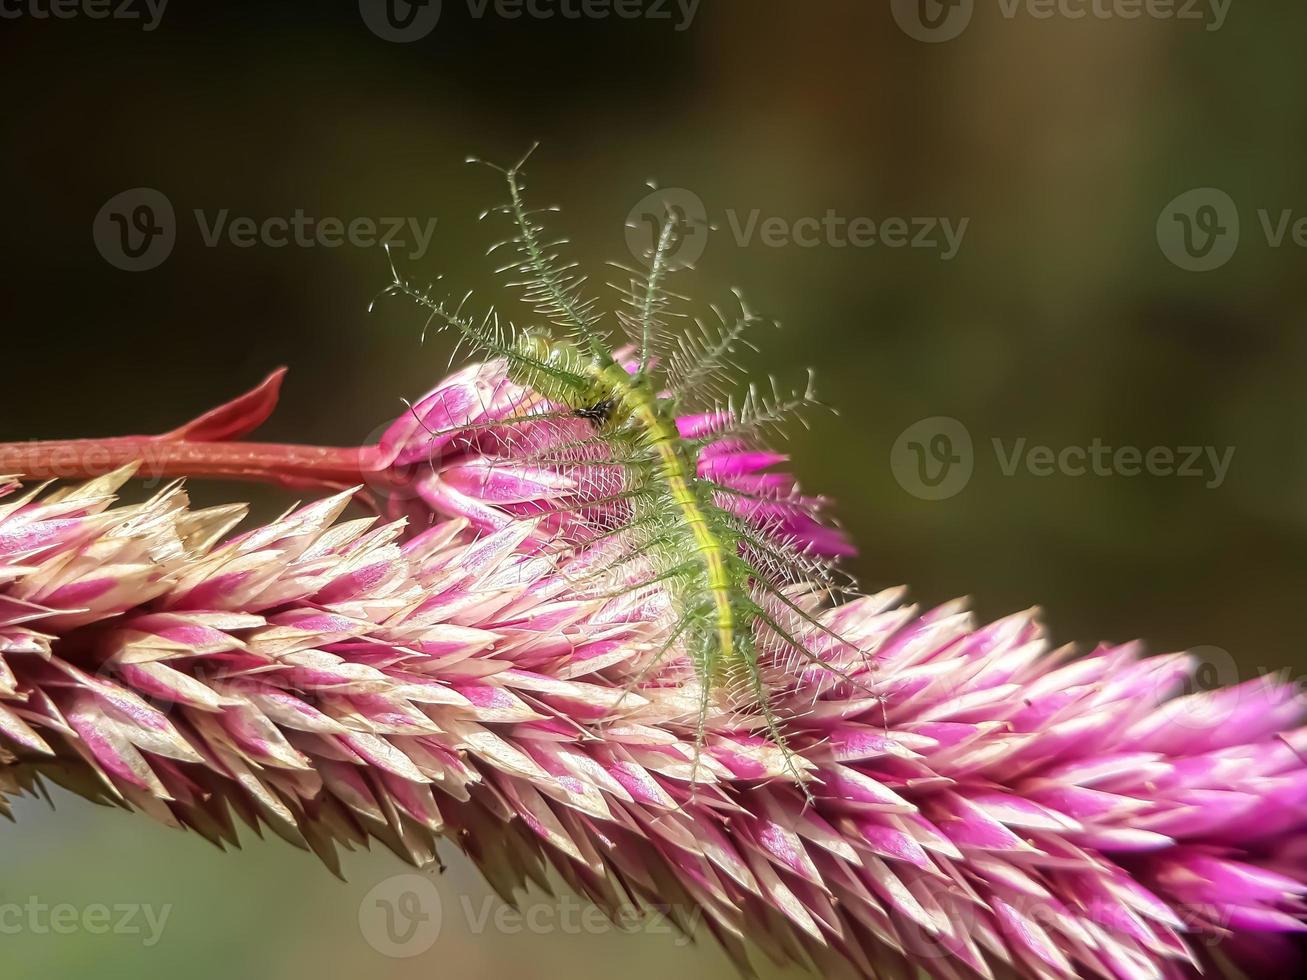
[{"xmin": 0, "ymin": 437, "xmax": 385, "ymax": 491}]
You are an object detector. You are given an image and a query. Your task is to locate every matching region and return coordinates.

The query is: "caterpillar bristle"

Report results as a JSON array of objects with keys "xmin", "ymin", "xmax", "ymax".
[{"xmin": 374, "ymin": 150, "xmax": 879, "ymax": 795}]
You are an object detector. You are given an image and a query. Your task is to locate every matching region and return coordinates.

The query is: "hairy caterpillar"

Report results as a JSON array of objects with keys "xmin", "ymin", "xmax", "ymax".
[{"xmin": 374, "ymin": 146, "xmax": 874, "ymax": 790}]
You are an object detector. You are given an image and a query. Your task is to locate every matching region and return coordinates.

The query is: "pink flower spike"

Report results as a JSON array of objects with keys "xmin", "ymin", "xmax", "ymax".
[{"xmin": 2, "ymin": 473, "xmax": 1307, "ymax": 979}]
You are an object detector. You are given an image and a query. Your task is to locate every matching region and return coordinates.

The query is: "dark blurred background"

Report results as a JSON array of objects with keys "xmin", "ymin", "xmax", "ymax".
[{"xmin": 2, "ymin": 2, "xmax": 1306, "ymax": 977}]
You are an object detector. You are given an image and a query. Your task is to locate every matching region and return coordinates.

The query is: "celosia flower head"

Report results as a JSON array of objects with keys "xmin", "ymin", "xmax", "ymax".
[
  {"xmin": 2, "ymin": 469, "xmax": 1305, "ymax": 980},
  {"xmin": 368, "ymin": 358, "xmax": 854, "ymax": 558}
]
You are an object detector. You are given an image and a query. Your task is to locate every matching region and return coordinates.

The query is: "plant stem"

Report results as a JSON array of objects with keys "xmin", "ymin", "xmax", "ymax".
[{"xmin": 0, "ymin": 437, "xmax": 384, "ymax": 490}]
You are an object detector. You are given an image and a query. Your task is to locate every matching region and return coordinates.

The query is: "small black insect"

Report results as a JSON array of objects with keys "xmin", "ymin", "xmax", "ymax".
[{"xmin": 575, "ymin": 399, "xmax": 616, "ymax": 427}]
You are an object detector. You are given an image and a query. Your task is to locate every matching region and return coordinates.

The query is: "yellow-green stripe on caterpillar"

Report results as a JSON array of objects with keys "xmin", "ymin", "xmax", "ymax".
[
  {"xmin": 610, "ymin": 363, "xmax": 740, "ymax": 682},
  {"xmin": 374, "ymin": 146, "xmax": 876, "ymax": 793}
]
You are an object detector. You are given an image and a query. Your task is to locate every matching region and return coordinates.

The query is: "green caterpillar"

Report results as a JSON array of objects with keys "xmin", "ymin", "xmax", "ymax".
[{"xmin": 375, "ymin": 146, "xmax": 872, "ymax": 791}]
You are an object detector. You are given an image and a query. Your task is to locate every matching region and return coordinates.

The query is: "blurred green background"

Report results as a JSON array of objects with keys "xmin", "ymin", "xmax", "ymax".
[{"xmin": 3, "ymin": 2, "xmax": 1307, "ymax": 977}]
